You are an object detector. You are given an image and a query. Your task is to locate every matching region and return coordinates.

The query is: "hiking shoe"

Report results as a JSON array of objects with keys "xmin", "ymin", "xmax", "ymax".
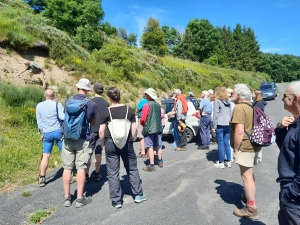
[
  {"xmin": 92, "ymin": 170, "xmax": 102, "ymax": 181},
  {"xmin": 240, "ymin": 194, "xmax": 247, "ymax": 204},
  {"xmin": 112, "ymin": 202, "xmax": 122, "ymax": 208},
  {"xmin": 233, "ymin": 204, "xmax": 259, "ymax": 220},
  {"xmin": 158, "ymin": 161, "xmax": 163, "ymax": 168},
  {"xmin": 70, "ymin": 176, "xmax": 76, "ymax": 184},
  {"xmin": 75, "ymin": 195, "xmax": 92, "ymax": 208},
  {"xmin": 143, "ymin": 165, "xmax": 156, "ymax": 172},
  {"xmin": 64, "ymin": 196, "xmax": 72, "ymax": 207},
  {"xmin": 225, "ymin": 161, "xmax": 232, "ymax": 168},
  {"xmin": 214, "ymin": 161, "xmax": 225, "ymax": 169},
  {"xmin": 39, "ymin": 177, "xmax": 46, "ymax": 187},
  {"xmin": 197, "ymin": 146, "xmax": 209, "ymax": 150},
  {"xmin": 175, "ymin": 147, "xmax": 186, "ymax": 151},
  {"xmin": 135, "ymin": 194, "xmax": 148, "ymax": 203}
]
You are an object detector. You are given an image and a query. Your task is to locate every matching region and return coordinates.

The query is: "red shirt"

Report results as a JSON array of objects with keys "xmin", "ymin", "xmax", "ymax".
[{"xmin": 140, "ymin": 104, "xmax": 150, "ymax": 125}]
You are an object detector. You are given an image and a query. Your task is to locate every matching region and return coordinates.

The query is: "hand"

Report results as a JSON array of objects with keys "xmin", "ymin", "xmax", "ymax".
[
  {"xmin": 279, "ymin": 116, "xmax": 295, "ymax": 128},
  {"xmin": 212, "ymin": 128, "xmax": 215, "ymax": 132},
  {"xmin": 39, "ymin": 135, "xmax": 44, "ymax": 142}
]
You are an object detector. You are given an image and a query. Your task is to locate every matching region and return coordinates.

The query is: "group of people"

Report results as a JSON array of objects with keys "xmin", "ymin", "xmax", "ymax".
[{"xmin": 36, "ymin": 77, "xmax": 300, "ymax": 224}]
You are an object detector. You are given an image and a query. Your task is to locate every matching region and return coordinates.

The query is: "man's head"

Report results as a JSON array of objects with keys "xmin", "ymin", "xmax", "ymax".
[
  {"xmin": 76, "ymin": 78, "xmax": 91, "ymax": 94},
  {"xmin": 144, "ymin": 88, "xmax": 157, "ymax": 101},
  {"xmin": 231, "ymin": 84, "xmax": 251, "ymax": 104},
  {"xmin": 93, "ymin": 82, "xmax": 104, "ymax": 95},
  {"xmin": 24, "ymin": 61, "xmax": 30, "ymax": 66},
  {"xmin": 201, "ymin": 90, "xmax": 209, "ymax": 99},
  {"xmin": 283, "ymin": 81, "xmax": 300, "ymax": 115},
  {"xmin": 44, "ymin": 88, "xmax": 54, "ymax": 100},
  {"xmin": 173, "ymin": 89, "xmax": 181, "ymax": 98},
  {"xmin": 188, "ymin": 91, "xmax": 194, "ymax": 97}
]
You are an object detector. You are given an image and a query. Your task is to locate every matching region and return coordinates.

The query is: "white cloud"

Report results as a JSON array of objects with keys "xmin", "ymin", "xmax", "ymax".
[{"xmin": 261, "ymin": 48, "xmax": 284, "ymax": 53}]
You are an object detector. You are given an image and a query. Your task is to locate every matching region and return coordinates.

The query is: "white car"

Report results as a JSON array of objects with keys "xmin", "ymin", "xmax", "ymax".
[{"xmin": 161, "ymin": 98, "xmax": 199, "ymax": 143}]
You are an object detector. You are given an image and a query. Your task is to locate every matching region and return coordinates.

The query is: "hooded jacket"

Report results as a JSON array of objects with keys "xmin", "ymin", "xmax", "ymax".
[
  {"xmin": 253, "ymin": 100, "xmax": 267, "ymax": 112},
  {"xmin": 212, "ymin": 99, "xmax": 231, "ymax": 129},
  {"xmin": 276, "ymin": 116, "xmax": 300, "ymax": 200}
]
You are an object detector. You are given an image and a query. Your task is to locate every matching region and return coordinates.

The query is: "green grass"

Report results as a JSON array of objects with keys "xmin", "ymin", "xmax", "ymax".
[
  {"xmin": 20, "ymin": 188, "xmax": 30, "ymax": 197},
  {"xmin": 28, "ymin": 206, "xmax": 57, "ymax": 224}
]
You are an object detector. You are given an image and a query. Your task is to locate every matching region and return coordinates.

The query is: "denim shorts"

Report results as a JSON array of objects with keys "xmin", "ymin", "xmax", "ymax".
[
  {"xmin": 144, "ymin": 133, "xmax": 160, "ymax": 148},
  {"xmin": 43, "ymin": 130, "xmax": 63, "ymax": 154}
]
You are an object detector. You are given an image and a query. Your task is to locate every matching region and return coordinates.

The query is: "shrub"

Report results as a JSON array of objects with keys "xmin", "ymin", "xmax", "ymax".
[
  {"xmin": 58, "ymin": 85, "xmax": 67, "ymax": 96},
  {"xmin": 140, "ymin": 78, "xmax": 151, "ymax": 88},
  {"xmin": 7, "ymin": 31, "xmax": 31, "ymax": 50}
]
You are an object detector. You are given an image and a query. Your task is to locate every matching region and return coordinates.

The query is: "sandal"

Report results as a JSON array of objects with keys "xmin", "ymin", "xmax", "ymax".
[{"xmin": 136, "ymin": 153, "xmax": 147, "ymax": 158}]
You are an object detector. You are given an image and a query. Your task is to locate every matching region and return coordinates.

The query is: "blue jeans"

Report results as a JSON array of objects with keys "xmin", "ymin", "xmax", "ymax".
[
  {"xmin": 200, "ymin": 114, "xmax": 211, "ymax": 147},
  {"xmin": 216, "ymin": 125, "xmax": 230, "ymax": 163},
  {"xmin": 171, "ymin": 119, "xmax": 180, "ymax": 143},
  {"xmin": 43, "ymin": 129, "xmax": 63, "ymax": 154}
]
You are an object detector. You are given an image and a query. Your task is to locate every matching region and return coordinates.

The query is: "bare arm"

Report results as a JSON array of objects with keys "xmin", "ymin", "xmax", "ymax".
[
  {"xmin": 234, "ymin": 123, "xmax": 244, "ymax": 153},
  {"xmin": 99, "ymin": 124, "xmax": 106, "ymax": 147},
  {"xmin": 131, "ymin": 122, "xmax": 137, "ymax": 139},
  {"xmin": 17, "ymin": 69, "xmax": 27, "ymax": 77}
]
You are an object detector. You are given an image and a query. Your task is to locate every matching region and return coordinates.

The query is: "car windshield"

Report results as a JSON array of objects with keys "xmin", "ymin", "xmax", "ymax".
[{"xmin": 260, "ymin": 85, "xmax": 273, "ymax": 90}]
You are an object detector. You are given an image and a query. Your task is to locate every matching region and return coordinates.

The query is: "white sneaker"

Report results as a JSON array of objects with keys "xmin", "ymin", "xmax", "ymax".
[
  {"xmin": 214, "ymin": 161, "xmax": 224, "ymax": 169},
  {"xmin": 225, "ymin": 162, "xmax": 232, "ymax": 168}
]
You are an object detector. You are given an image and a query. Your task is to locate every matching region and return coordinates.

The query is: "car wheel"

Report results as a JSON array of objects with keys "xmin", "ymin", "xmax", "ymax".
[{"xmin": 185, "ymin": 127, "xmax": 194, "ymax": 143}]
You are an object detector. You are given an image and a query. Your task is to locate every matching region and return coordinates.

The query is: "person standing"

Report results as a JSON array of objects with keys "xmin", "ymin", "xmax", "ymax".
[
  {"xmin": 168, "ymin": 89, "xmax": 188, "ymax": 151},
  {"xmin": 140, "ymin": 88, "xmax": 163, "ymax": 171},
  {"xmin": 212, "ymin": 86, "xmax": 232, "ymax": 169},
  {"xmin": 252, "ymin": 89, "xmax": 267, "ymax": 112},
  {"xmin": 62, "ymin": 78, "xmax": 97, "ymax": 208},
  {"xmin": 99, "ymin": 87, "xmax": 148, "ymax": 208},
  {"xmin": 275, "ymin": 81, "xmax": 300, "ymax": 225},
  {"xmin": 198, "ymin": 90, "xmax": 212, "ymax": 149},
  {"xmin": 136, "ymin": 90, "xmax": 148, "ymax": 158},
  {"xmin": 230, "ymin": 84, "xmax": 261, "ymax": 220},
  {"xmin": 36, "ymin": 88, "xmax": 64, "ymax": 187},
  {"xmin": 86, "ymin": 83, "xmax": 109, "ymax": 182}
]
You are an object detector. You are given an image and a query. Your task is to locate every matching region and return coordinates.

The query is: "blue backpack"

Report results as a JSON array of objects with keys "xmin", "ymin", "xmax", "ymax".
[{"xmin": 64, "ymin": 97, "xmax": 90, "ymax": 140}]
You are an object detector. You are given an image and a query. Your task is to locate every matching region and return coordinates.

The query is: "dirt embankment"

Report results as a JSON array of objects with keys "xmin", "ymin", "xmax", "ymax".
[{"xmin": 0, "ymin": 47, "xmax": 74, "ymax": 89}]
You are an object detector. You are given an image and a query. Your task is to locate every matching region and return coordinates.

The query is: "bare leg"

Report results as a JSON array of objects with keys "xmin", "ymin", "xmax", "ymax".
[
  {"xmin": 40, "ymin": 153, "xmax": 50, "ymax": 176},
  {"xmin": 76, "ymin": 169, "xmax": 86, "ymax": 199},
  {"xmin": 154, "ymin": 147, "xmax": 162, "ymax": 160},
  {"xmin": 148, "ymin": 147, "xmax": 154, "ymax": 164},
  {"xmin": 239, "ymin": 165, "xmax": 256, "ymax": 204},
  {"xmin": 63, "ymin": 169, "xmax": 72, "ymax": 197},
  {"xmin": 139, "ymin": 138, "xmax": 145, "ymax": 154},
  {"xmin": 94, "ymin": 154, "xmax": 102, "ymax": 173}
]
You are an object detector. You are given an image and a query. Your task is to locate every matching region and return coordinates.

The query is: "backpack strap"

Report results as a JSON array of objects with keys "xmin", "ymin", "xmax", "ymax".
[
  {"xmin": 108, "ymin": 107, "xmax": 113, "ymax": 122},
  {"xmin": 125, "ymin": 106, "xmax": 128, "ymax": 119}
]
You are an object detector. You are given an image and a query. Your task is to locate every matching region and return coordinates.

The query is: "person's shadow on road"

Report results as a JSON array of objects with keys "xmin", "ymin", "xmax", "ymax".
[
  {"xmin": 214, "ymin": 179, "xmax": 266, "ymax": 225},
  {"xmin": 206, "ymin": 149, "xmax": 219, "ymax": 162},
  {"xmin": 84, "ymin": 164, "xmax": 108, "ymax": 197}
]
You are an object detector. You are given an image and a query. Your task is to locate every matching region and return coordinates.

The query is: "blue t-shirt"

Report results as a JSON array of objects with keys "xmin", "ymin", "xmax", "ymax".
[
  {"xmin": 71, "ymin": 94, "xmax": 98, "ymax": 141},
  {"xmin": 137, "ymin": 98, "xmax": 147, "ymax": 118},
  {"xmin": 200, "ymin": 98, "xmax": 212, "ymax": 114}
]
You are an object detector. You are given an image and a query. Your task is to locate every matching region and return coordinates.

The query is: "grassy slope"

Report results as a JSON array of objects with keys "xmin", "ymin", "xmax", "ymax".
[{"xmin": 0, "ymin": 0, "xmax": 270, "ymax": 191}]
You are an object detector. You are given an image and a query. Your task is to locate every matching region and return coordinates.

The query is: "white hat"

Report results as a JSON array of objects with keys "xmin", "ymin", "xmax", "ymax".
[
  {"xmin": 144, "ymin": 88, "xmax": 157, "ymax": 100},
  {"xmin": 208, "ymin": 89, "xmax": 214, "ymax": 94},
  {"xmin": 226, "ymin": 88, "xmax": 233, "ymax": 96},
  {"xmin": 76, "ymin": 78, "xmax": 91, "ymax": 91}
]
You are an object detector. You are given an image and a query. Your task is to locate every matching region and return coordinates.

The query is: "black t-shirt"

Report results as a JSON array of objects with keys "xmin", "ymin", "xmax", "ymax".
[
  {"xmin": 99, "ymin": 105, "xmax": 136, "ymax": 142},
  {"xmin": 90, "ymin": 97, "xmax": 109, "ymax": 133}
]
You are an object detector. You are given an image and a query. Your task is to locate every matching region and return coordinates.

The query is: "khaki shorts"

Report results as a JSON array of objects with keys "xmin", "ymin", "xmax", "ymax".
[
  {"xmin": 62, "ymin": 138, "xmax": 93, "ymax": 170},
  {"xmin": 137, "ymin": 119, "xmax": 144, "ymax": 139},
  {"xmin": 234, "ymin": 150, "xmax": 261, "ymax": 168}
]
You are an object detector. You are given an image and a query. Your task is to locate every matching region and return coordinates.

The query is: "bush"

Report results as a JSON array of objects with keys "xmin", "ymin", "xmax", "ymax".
[
  {"xmin": 140, "ymin": 78, "xmax": 151, "ymax": 88},
  {"xmin": 7, "ymin": 31, "xmax": 31, "ymax": 50}
]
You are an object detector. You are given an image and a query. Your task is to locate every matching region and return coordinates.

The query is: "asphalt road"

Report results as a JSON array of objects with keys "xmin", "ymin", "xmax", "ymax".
[{"xmin": 0, "ymin": 83, "xmax": 291, "ymax": 225}]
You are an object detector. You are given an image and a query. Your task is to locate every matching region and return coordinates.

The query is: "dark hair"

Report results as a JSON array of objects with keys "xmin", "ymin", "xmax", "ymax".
[
  {"xmin": 93, "ymin": 83, "xmax": 104, "ymax": 95},
  {"xmin": 106, "ymin": 87, "xmax": 120, "ymax": 102}
]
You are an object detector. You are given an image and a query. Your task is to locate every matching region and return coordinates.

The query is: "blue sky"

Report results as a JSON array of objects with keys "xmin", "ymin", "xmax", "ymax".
[{"xmin": 102, "ymin": 0, "xmax": 300, "ymax": 56}]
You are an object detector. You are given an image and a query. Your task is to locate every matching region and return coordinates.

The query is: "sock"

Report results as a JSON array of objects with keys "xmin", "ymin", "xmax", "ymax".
[
  {"xmin": 158, "ymin": 159, "xmax": 163, "ymax": 162},
  {"xmin": 40, "ymin": 175, "xmax": 45, "ymax": 178},
  {"xmin": 247, "ymin": 200, "xmax": 255, "ymax": 207},
  {"xmin": 150, "ymin": 164, "xmax": 155, "ymax": 167}
]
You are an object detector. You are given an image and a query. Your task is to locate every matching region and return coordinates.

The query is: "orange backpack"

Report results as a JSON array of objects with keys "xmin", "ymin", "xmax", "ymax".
[{"xmin": 174, "ymin": 94, "xmax": 188, "ymax": 114}]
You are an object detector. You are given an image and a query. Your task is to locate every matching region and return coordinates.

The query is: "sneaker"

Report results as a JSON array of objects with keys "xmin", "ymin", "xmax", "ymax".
[
  {"xmin": 197, "ymin": 146, "xmax": 209, "ymax": 150},
  {"xmin": 64, "ymin": 196, "xmax": 72, "ymax": 207},
  {"xmin": 134, "ymin": 194, "xmax": 148, "ymax": 203},
  {"xmin": 143, "ymin": 165, "xmax": 156, "ymax": 172},
  {"xmin": 158, "ymin": 161, "xmax": 163, "ymax": 168},
  {"xmin": 112, "ymin": 202, "xmax": 122, "ymax": 208},
  {"xmin": 225, "ymin": 161, "xmax": 232, "ymax": 168},
  {"xmin": 175, "ymin": 147, "xmax": 186, "ymax": 151},
  {"xmin": 233, "ymin": 204, "xmax": 259, "ymax": 220},
  {"xmin": 92, "ymin": 170, "xmax": 102, "ymax": 181},
  {"xmin": 214, "ymin": 161, "xmax": 225, "ymax": 169},
  {"xmin": 75, "ymin": 195, "xmax": 92, "ymax": 208},
  {"xmin": 70, "ymin": 176, "xmax": 76, "ymax": 184},
  {"xmin": 240, "ymin": 194, "xmax": 247, "ymax": 204},
  {"xmin": 39, "ymin": 177, "xmax": 46, "ymax": 187}
]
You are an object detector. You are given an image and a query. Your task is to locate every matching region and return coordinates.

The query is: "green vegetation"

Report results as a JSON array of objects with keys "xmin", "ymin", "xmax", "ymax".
[
  {"xmin": 20, "ymin": 188, "xmax": 31, "ymax": 197},
  {"xmin": 28, "ymin": 206, "xmax": 57, "ymax": 224},
  {"xmin": 0, "ymin": 83, "xmax": 62, "ymax": 189}
]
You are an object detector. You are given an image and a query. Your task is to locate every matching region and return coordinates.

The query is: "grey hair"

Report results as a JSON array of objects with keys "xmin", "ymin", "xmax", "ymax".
[
  {"xmin": 289, "ymin": 81, "xmax": 300, "ymax": 97},
  {"xmin": 174, "ymin": 89, "xmax": 181, "ymax": 95},
  {"xmin": 234, "ymin": 84, "xmax": 251, "ymax": 100},
  {"xmin": 202, "ymin": 90, "xmax": 209, "ymax": 98}
]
